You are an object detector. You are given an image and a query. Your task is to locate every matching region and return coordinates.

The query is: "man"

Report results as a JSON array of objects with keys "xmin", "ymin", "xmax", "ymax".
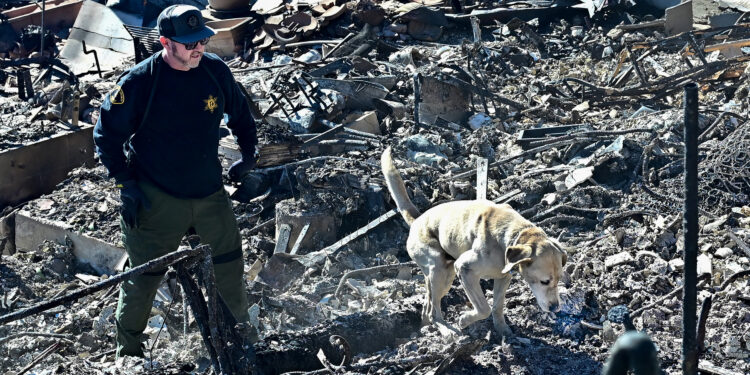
[{"xmin": 93, "ymin": 4, "xmax": 258, "ymax": 358}]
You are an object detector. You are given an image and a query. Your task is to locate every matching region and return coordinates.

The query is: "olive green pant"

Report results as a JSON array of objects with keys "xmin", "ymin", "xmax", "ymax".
[{"xmin": 115, "ymin": 180, "xmax": 249, "ymax": 358}]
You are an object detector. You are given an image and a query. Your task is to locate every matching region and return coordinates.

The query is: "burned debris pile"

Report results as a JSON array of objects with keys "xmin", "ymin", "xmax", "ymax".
[{"xmin": 1, "ymin": 0, "xmax": 750, "ymax": 374}]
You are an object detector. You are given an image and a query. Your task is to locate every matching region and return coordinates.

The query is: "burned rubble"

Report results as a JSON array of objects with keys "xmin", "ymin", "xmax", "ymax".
[{"xmin": 1, "ymin": 0, "xmax": 750, "ymax": 374}]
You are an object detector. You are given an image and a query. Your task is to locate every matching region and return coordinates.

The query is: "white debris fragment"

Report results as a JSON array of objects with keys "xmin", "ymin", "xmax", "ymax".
[
  {"xmin": 467, "ymin": 113, "xmax": 492, "ymax": 130},
  {"xmin": 669, "ymin": 258, "xmax": 684, "ymax": 271},
  {"xmin": 565, "ymin": 167, "xmax": 594, "ymax": 189},
  {"xmin": 697, "ymin": 254, "xmax": 712, "ymax": 276},
  {"xmin": 714, "ymin": 247, "xmax": 734, "ymax": 258},
  {"xmin": 605, "ymin": 252, "xmax": 634, "ymax": 269}
]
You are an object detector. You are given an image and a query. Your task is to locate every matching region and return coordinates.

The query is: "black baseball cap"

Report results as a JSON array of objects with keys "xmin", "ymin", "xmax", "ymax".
[{"xmin": 157, "ymin": 5, "xmax": 215, "ymax": 44}]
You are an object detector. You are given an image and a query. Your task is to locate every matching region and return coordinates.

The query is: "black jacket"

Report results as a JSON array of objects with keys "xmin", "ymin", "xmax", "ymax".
[{"xmin": 94, "ymin": 51, "xmax": 257, "ymax": 198}]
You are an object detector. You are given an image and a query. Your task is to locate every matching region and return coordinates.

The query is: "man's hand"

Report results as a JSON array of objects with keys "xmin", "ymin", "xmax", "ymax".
[
  {"xmin": 117, "ymin": 180, "xmax": 151, "ymax": 229},
  {"xmin": 228, "ymin": 154, "xmax": 257, "ymax": 182}
]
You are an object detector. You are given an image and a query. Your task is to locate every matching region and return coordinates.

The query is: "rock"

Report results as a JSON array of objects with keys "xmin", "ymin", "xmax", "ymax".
[
  {"xmin": 46, "ymin": 258, "xmax": 68, "ymax": 277},
  {"xmin": 702, "ymin": 215, "xmax": 728, "ymax": 232},
  {"xmin": 714, "ymin": 247, "xmax": 733, "ymax": 258},
  {"xmin": 563, "ymin": 322, "xmax": 584, "ymax": 339},
  {"xmin": 723, "ymin": 335, "xmax": 748, "ymax": 359},
  {"xmin": 669, "ymin": 259, "xmax": 684, "ymax": 271},
  {"xmin": 640, "ymin": 309, "xmax": 665, "ymax": 329},
  {"xmin": 605, "ymin": 252, "xmax": 634, "ymax": 269},
  {"xmin": 602, "ymin": 320, "xmax": 616, "ymax": 343},
  {"xmin": 78, "ymin": 332, "xmax": 97, "ymax": 349},
  {"xmin": 647, "ymin": 258, "xmax": 669, "ymax": 275}
]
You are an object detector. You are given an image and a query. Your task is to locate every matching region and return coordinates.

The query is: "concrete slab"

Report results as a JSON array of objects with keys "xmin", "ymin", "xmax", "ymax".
[
  {"xmin": 0, "ymin": 125, "xmax": 96, "ymax": 208},
  {"xmin": 15, "ymin": 210, "xmax": 126, "ymax": 275}
]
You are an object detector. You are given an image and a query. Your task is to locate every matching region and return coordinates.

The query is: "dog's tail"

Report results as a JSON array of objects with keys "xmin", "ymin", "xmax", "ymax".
[{"xmin": 382, "ymin": 147, "xmax": 420, "ymax": 226}]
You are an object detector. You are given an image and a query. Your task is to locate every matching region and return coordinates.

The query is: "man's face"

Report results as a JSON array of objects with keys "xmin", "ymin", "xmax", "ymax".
[{"xmin": 168, "ymin": 39, "xmax": 204, "ymax": 69}]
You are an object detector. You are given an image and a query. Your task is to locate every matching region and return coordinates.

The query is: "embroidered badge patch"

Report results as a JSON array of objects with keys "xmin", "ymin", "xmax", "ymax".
[
  {"xmin": 204, "ymin": 95, "xmax": 218, "ymax": 113},
  {"xmin": 109, "ymin": 85, "xmax": 125, "ymax": 105},
  {"xmin": 188, "ymin": 15, "xmax": 199, "ymax": 28}
]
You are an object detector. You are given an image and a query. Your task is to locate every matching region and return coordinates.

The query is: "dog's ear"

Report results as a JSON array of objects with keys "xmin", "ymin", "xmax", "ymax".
[
  {"xmin": 502, "ymin": 245, "xmax": 533, "ymax": 274},
  {"xmin": 552, "ymin": 240, "xmax": 568, "ymax": 267}
]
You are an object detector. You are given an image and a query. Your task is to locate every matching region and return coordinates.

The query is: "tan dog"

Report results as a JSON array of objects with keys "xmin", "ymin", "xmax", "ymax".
[{"xmin": 382, "ymin": 147, "xmax": 568, "ymax": 337}]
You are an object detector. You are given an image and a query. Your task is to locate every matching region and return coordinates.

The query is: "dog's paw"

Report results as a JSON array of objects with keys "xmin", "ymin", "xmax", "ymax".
[
  {"xmin": 458, "ymin": 313, "xmax": 476, "ymax": 329},
  {"xmin": 493, "ymin": 322, "xmax": 513, "ymax": 338},
  {"xmin": 435, "ymin": 321, "xmax": 461, "ymax": 338}
]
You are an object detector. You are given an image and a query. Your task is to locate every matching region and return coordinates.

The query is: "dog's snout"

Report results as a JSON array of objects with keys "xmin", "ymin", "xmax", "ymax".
[{"xmin": 549, "ymin": 302, "xmax": 560, "ymax": 312}]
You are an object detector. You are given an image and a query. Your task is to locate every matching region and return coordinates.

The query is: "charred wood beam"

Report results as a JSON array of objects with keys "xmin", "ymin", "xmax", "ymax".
[
  {"xmin": 452, "ymin": 128, "xmax": 652, "ymax": 181},
  {"xmin": 200, "ymin": 246, "xmax": 233, "ymax": 374},
  {"xmin": 526, "ymin": 128, "xmax": 654, "ymax": 149},
  {"xmin": 175, "ymin": 263, "xmax": 222, "ymax": 373},
  {"xmin": 178, "ymin": 239, "xmax": 255, "ymax": 375},
  {"xmin": 320, "ymin": 209, "xmax": 398, "ymax": 256},
  {"xmin": 439, "ymin": 74, "xmax": 524, "ymax": 110},
  {"xmin": 432, "ymin": 339, "xmax": 486, "ymax": 374},
  {"xmin": 0, "ymin": 332, "xmax": 74, "ymax": 345},
  {"xmin": 254, "ymin": 305, "xmax": 422, "ymax": 374},
  {"xmin": 413, "ymin": 73, "xmax": 422, "ymax": 126},
  {"xmin": 726, "ymin": 231, "xmax": 750, "ymax": 258},
  {"xmin": 0, "ymin": 247, "xmax": 203, "ymax": 326},
  {"xmin": 696, "ymin": 295, "xmax": 712, "ymax": 353},
  {"xmin": 15, "ymin": 341, "xmax": 61, "ymax": 375},
  {"xmin": 630, "ymin": 274, "xmax": 709, "ymax": 318},
  {"xmin": 553, "ymin": 59, "xmax": 736, "ymax": 99},
  {"xmin": 717, "ymin": 269, "xmax": 750, "ymax": 292},
  {"xmin": 698, "ymin": 361, "xmax": 744, "ymax": 375}
]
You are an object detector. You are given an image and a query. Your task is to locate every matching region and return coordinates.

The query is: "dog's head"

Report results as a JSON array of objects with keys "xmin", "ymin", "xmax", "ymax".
[{"xmin": 502, "ymin": 229, "xmax": 568, "ymax": 312}]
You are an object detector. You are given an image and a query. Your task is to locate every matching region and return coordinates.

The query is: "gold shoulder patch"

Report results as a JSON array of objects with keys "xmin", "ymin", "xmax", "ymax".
[{"xmin": 109, "ymin": 85, "xmax": 125, "ymax": 105}]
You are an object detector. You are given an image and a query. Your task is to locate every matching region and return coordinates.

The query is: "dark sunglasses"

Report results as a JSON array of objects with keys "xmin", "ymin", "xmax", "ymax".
[{"xmin": 173, "ymin": 37, "xmax": 210, "ymax": 50}]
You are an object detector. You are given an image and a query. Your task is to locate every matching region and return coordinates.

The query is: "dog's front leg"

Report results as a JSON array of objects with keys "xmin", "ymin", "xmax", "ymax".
[
  {"xmin": 492, "ymin": 276, "xmax": 513, "ymax": 337},
  {"xmin": 454, "ymin": 253, "xmax": 491, "ymax": 329}
]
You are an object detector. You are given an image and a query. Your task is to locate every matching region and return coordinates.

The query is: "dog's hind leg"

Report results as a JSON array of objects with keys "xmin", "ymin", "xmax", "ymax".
[
  {"xmin": 421, "ymin": 267, "xmax": 434, "ymax": 324},
  {"xmin": 454, "ymin": 251, "xmax": 492, "ymax": 329},
  {"xmin": 492, "ymin": 275, "xmax": 513, "ymax": 337},
  {"xmin": 428, "ymin": 256, "xmax": 455, "ymax": 324},
  {"xmin": 435, "ymin": 258, "xmax": 456, "ymax": 304},
  {"xmin": 432, "ymin": 258, "xmax": 461, "ymax": 336}
]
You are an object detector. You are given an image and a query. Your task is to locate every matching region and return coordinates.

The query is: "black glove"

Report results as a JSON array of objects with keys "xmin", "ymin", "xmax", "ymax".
[
  {"xmin": 117, "ymin": 180, "xmax": 151, "ymax": 229},
  {"xmin": 228, "ymin": 153, "xmax": 257, "ymax": 182}
]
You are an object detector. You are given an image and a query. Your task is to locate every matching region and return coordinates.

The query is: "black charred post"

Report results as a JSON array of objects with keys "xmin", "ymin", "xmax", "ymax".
[
  {"xmin": 413, "ymin": 73, "xmax": 422, "ymax": 126},
  {"xmin": 682, "ymin": 82, "xmax": 699, "ymax": 375},
  {"xmin": 175, "ymin": 263, "xmax": 222, "ymax": 373}
]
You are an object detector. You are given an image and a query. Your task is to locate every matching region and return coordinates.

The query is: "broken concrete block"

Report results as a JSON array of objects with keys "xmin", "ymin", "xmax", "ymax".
[
  {"xmin": 345, "ymin": 111, "xmax": 380, "ymax": 135},
  {"xmin": 664, "ymin": 1, "xmax": 692, "ymax": 36},
  {"xmin": 605, "ymin": 252, "xmax": 634, "ymax": 269},
  {"xmin": 275, "ymin": 199, "xmax": 338, "ymax": 254},
  {"xmin": 669, "ymin": 258, "xmax": 684, "ymax": 271},
  {"xmin": 697, "ymin": 254, "xmax": 712, "ymax": 276},
  {"xmin": 256, "ymin": 253, "xmax": 306, "ymax": 291},
  {"xmin": 565, "ymin": 166, "xmax": 594, "ymax": 189},
  {"xmin": 714, "ymin": 247, "xmax": 733, "ymax": 258}
]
